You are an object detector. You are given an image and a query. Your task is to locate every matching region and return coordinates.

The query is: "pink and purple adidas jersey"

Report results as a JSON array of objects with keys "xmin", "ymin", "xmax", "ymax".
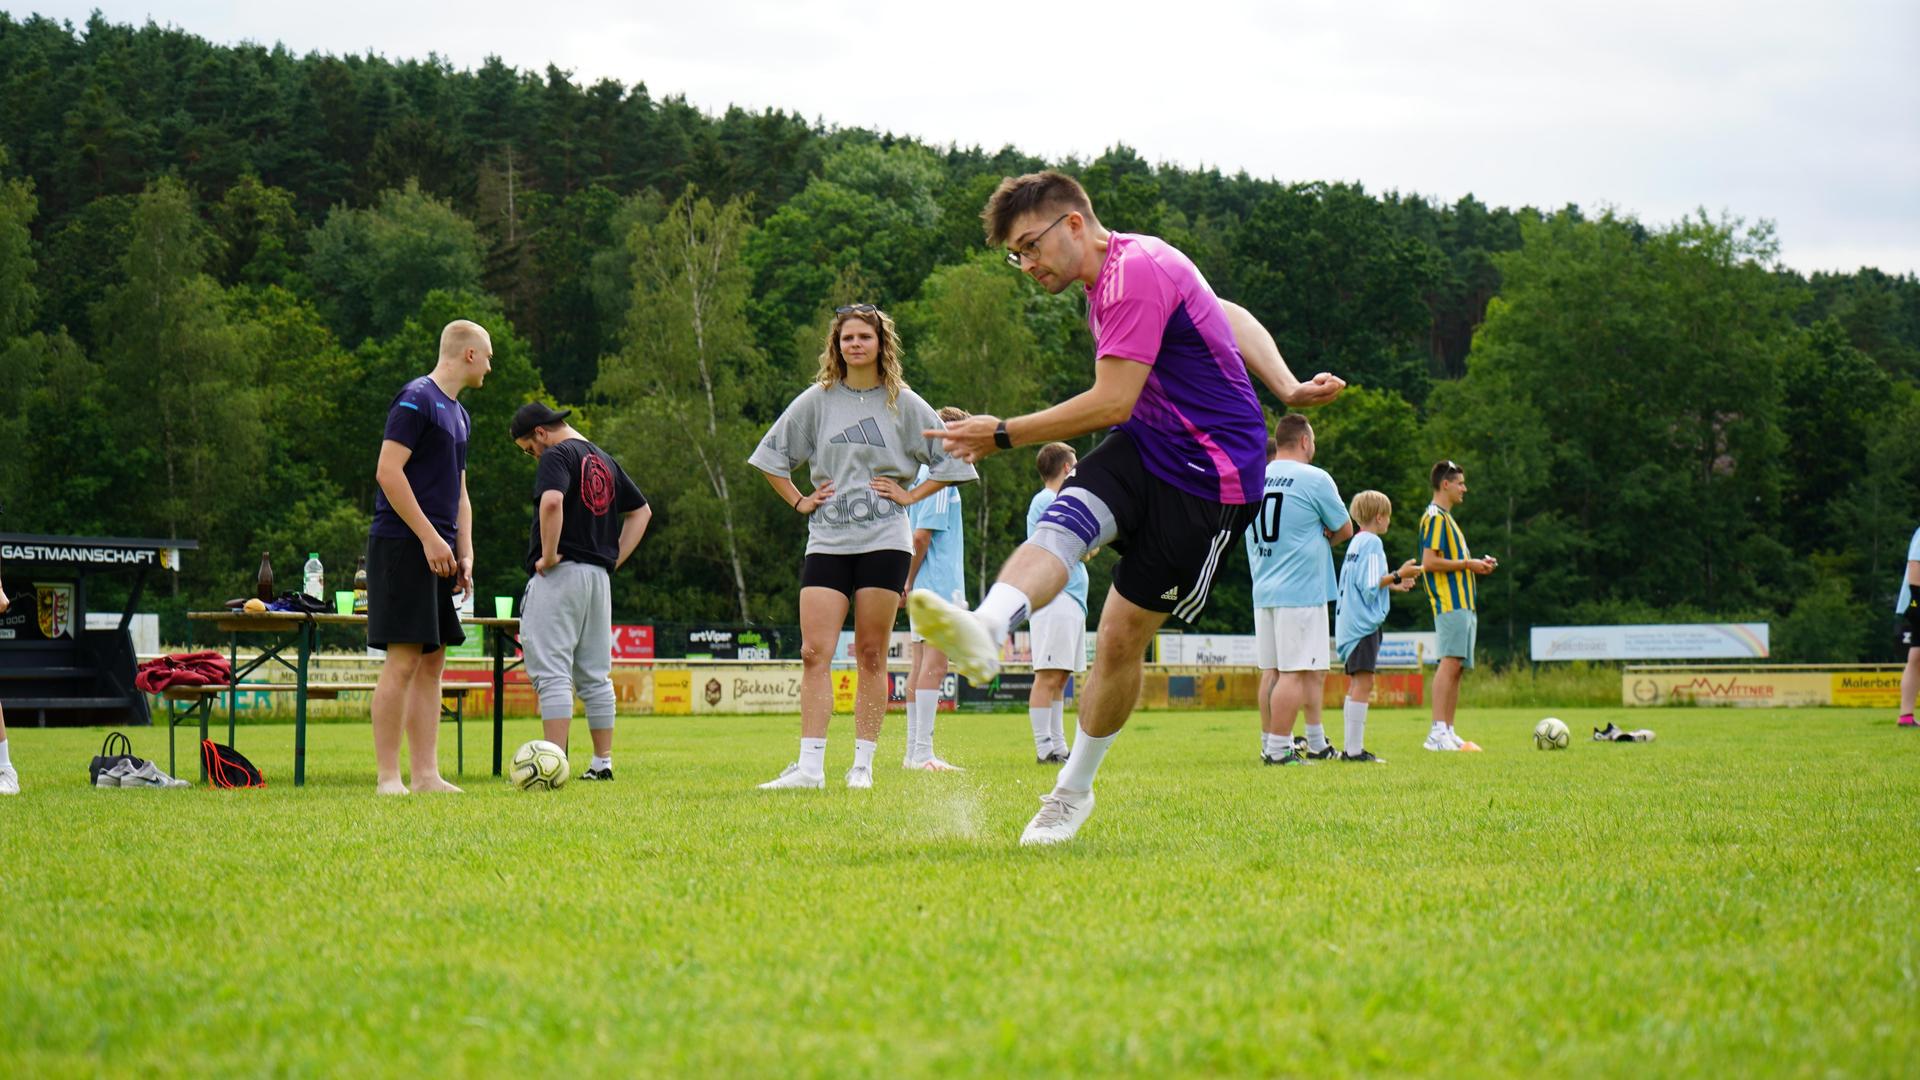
[{"xmin": 1085, "ymin": 233, "xmax": 1266, "ymax": 505}]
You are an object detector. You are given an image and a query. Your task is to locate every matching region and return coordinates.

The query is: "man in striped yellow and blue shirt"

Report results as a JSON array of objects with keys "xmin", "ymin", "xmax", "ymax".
[{"xmin": 1419, "ymin": 460, "xmax": 1496, "ymax": 752}]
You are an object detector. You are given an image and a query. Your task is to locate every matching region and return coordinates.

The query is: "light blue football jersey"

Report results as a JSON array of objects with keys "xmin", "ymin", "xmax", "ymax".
[
  {"xmin": 1027, "ymin": 488, "xmax": 1090, "ymax": 611},
  {"xmin": 909, "ymin": 464, "xmax": 965, "ymax": 605},
  {"xmin": 1244, "ymin": 459, "xmax": 1346, "ymax": 608}
]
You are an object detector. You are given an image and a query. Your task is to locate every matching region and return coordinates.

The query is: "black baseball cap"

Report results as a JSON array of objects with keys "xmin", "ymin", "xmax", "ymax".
[{"xmin": 510, "ymin": 402, "xmax": 572, "ymax": 440}]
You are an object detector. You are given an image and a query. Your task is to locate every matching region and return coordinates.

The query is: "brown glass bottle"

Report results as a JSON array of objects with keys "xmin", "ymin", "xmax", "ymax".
[{"xmin": 256, "ymin": 551, "xmax": 274, "ymax": 602}]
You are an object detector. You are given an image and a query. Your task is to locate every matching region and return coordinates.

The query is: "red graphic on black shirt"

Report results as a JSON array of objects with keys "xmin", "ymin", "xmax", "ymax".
[{"xmin": 580, "ymin": 453, "xmax": 615, "ymax": 515}]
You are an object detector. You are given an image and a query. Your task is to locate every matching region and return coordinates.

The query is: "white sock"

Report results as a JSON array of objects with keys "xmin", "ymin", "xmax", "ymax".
[
  {"xmin": 1344, "ymin": 699, "xmax": 1368, "ymax": 755},
  {"xmin": 1305, "ymin": 723, "xmax": 1328, "ymax": 753},
  {"xmin": 903, "ymin": 699, "xmax": 922, "ymax": 758},
  {"xmin": 799, "ymin": 737, "xmax": 827, "ymax": 776},
  {"xmin": 0, "ymin": 738, "xmax": 10, "ymax": 768},
  {"xmin": 1261, "ymin": 731, "xmax": 1278, "ymax": 757},
  {"xmin": 853, "ymin": 739, "xmax": 876, "ymax": 770},
  {"xmin": 975, "ymin": 582, "xmax": 1032, "ymax": 640},
  {"xmin": 590, "ymin": 754, "xmax": 611, "ymax": 772},
  {"xmin": 1049, "ymin": 699, "xmax": 1068, "ymax": 752},
  {"xmin": 914, "ymin": 690, "xmax": 939, "ymax": 757},
  {"xmin": 1029, "ymin": 707, "xmax": 1053, "ymax": 755},
  {"xmin": 1431, "ymin": 720, "xmax": 1448, "ymax": 737},
  {"xmin": 1055, "ymin": 729, "xmax": 1115, "ymax": 793}
]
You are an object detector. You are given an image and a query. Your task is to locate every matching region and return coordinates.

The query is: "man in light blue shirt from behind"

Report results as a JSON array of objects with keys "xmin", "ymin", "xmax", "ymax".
[
  {"xmin": 1244, "ymin": 414, "xmax": 1351, "ymax": 765},
  {"xmin": 903, "ymin": 407, "xmax": 972, "ymax": 769}
]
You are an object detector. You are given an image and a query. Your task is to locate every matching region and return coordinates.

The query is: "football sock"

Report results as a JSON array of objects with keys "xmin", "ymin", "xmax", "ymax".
[
  {"xmin": 1055, "ymin": 728, "xmax": 1114, "ymax": 793},
  {"xmin": 1344, "ymin": 699, "xmax": 1368, "ymax": 755},
  {"xmin": 914, "ymin": 690, "xmax": 939, "ymax": 757},
  {"xmin": 0, "ymin": 738, "xmax": 10, "ymax": 768},
  {"xmin": 1305, "ymin": 723, "xmax": 1328, "ymax": 753},
  {"xmin": 904, "ymin": 698, "xmax": 923, "ymax": 757},
  {"xmin": 1262, "ymin": 732, "xmax": 1281, "ymax": 758},
  {"xmin": 1430, "ymin": 720, "xmax": 1449, "ymax": 737},
  {"xmin": 975, "ymin": 583, "xmax": 1032, "ymax": 640},
  {"xmin": 1029, "ymin": 708, "xmax": 1053, "ymax": 755},
  {"xmin": 589, "ymin": 754, "xmax": 611, "ymax": 772},
  {"xmin": 1049, "ymin": 699, "xmax": 1068, "ymax": 753},
  {"xmin": 853, "ymin": 739, "xmax": 876, "ymax": 770},
  {"xmin": 799, "ymin": 737, "xmax": 826, "ymax": 776}
]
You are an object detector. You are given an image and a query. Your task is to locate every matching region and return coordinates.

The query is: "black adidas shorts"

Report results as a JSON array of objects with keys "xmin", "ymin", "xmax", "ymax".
[
  {"xmin": 366, "ymin": 533, "xmax": 464, "ymax": 653},
  {"xmin": 800, "ymin": 549, "xmax": 912, "ymax": 599},
  {"xmin": 1046, "ymin": 429, "xmax": 1257, "ymax": 622}
]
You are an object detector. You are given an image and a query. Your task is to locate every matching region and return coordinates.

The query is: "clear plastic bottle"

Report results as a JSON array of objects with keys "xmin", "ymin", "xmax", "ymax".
[{"xmin": 303, "ymin": 552, "xmax": 324, "ymax": 600}]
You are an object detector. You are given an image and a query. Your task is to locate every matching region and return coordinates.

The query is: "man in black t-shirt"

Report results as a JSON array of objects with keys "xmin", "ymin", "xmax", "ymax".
[{"xmin": 511, "ymin": 403, "xmax": 651, "ymax": 780}]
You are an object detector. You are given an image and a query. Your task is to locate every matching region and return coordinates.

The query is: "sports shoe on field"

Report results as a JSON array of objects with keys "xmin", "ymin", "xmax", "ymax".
[
  {"xmin": 1292, "ymin": 735, "xmax": 1309, "ymax": 753},
  {"xmin": 1340, "ymin": 749, "xmax": 1387, "ymax": 764},
  {"xmin": 120, "ymin": 761, "xmax": 191, "ymax": 788},
  {"xmin": 0, "ymin": 765, "xmax": 17, "ymax": 794},
  {"xmin": 1899, "ymin": 714, "xmax": 1918, "ymax": 728},
  {"xmin": 1020, "ymin": 788, "xmax": 1094, "ymax": 846},
  {"xmin": 907, "ymin": 590, "xmax": 1000, "ymax": 684},
  {"xmin": 1046, "ymin": 749, "xmax": 1071, "ymax": 764},
  {"xmin": 916, "ymin": 756, "xmax": 965, "ymax": 773},
  {"xmin": 1305, "ymin": 744, "xmax": 1341, "ymax": 761},
  {"xmin": 845, "ymin": 764, "xmax": 873, "ymax": 789},
  {"xmin": 1423, "ymin": 731, "xmax": 1459, "ymax": 752},
  {"xmin": 757, "ymin": 763, "xmax": 824, "ymax": 790},
  {"xmin": 1262, "ymin": 749, "xmax": 1305, "ymax": 766},
  {"xmin": 579, "ymin": 766, "xmax": 614, "ymax": 781},
  {"xmin": 95, "ymin": 760, "xmax": 136, "ymax": 787}
]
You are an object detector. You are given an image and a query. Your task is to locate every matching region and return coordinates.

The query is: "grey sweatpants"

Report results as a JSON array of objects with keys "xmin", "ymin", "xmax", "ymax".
[{"xmin": 521, "ymin": 560, "xmax": 617, "ymax": 729}]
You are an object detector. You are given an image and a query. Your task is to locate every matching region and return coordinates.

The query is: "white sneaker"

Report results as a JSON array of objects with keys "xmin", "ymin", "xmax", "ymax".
[
  {"xmin": 916, "ymin": 756, "xmax": 965, "ymax": 773},
  {"xmin": 0, "ymin": 765, "xmax": 17, "ymax": 794},
  {"xmin": 757, "ymin": 763, "xmax": 824, "ymax": 790},
  {"xmin": 845, "ymin": 764, "xmax": 873, "ymax": 789},
  {"xmin": 95, "ymin": 760, "xmax": 137, "ymax": 787},
  {"xmin": 1019, "ymin": 788, "xmax": 1095, "ymax": 846},
  {"xmin": 121, "ymin": 761, "xmax": 191, "ymax": 788},
  {"xmin": 907, "ymin": 590, "xmax": 1000, "ymax": 684},
  {"xmin": 1423, "ymin": 730, "xmax": 1459, "ymax": 752}
]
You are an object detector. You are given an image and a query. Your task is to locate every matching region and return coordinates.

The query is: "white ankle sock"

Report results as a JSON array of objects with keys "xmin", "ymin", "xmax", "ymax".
[
  {"xmin": 1344, "ymin": 699, "xmax": 1368, "ymax": 754},
  {"xmin": 853, "ymin": 739, "xmax": 876, "ymax": 770},
  {"xmin": 1261, "ymin": 732, "xmax": 1278, "ymax": 757},
  {"xmin": 799, "ymin": 737, "xmax": 826, "ymax": 776},
  {"xmin": 975, "ymin": 583, "xmax": 1031, "ymax": 640},
  {"xmin": 1029, "ymin": 707, "xmax": 1052, "ymax": 754},
  {"xmin": 914, "ymin": 690, "xmax": 939, "ymax": 757},
  {"xmin": 1305, "ymin": 723, "xmax": 1328, "ymax": 753},
  {"xmin": 590, "ymin": 754, "xmax": 611, "ymax": 771},
  {"xmin": 0, "ymin": 738, "xmax": 10, "ymax": 768},
  {"xmin": 904, "ymin": 699, "xmax": 923, "ymax": 756},
  {"xmin": 1055, "ymin": 729, "xmax": 1115, "ymax": 793},
  {"xmin": 1049, "ymin": 699, "xmax": 1067, "ymax": 751}
]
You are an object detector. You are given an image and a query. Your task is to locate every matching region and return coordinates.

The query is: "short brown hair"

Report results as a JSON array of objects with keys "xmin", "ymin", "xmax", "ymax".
[
  {"xmin": 1273, "ymin": 413, "xmax": 1312, "ymax": 448},
  {"xmin": 937, "ymin": 406, "xmax": 971, "ymax": 424},
  {"xmin": 1349, "ymin": 490, "xmax": 1392, "ymax": 527},
  {"xmin": 1036, "ymin": 442, "xmax": 1077, "ymax": 482},
  {"xmin": 1430, "ymin": 459, "xmax": 1463, "ymax": 491},
  {"xmin": 982, "ymin": 171, "xmax": 1095, "ymax": 248}
]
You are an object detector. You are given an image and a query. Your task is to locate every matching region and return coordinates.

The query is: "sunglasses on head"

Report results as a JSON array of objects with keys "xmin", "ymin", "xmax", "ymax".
[{"xmin": 835, "ymin": 304, "xmax": 879, "ymax": 315}]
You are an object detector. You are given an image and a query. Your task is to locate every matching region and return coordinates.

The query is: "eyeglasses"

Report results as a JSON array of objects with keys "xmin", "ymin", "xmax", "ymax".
[
  {"xmin": 1005, "ymin": 213, "xmax": 1069, "ymax": 268},
  {"xmin": 835, "ymin": 304, "xmax": 879, "ymax": 315}
]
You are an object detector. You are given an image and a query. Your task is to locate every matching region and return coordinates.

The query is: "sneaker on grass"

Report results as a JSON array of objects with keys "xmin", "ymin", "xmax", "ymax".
[
  {"xmin": 1019, "ymin": 789, "xmax": 1094, "ymax": 846},
  {"xmin": 0, "ymin": 765, "xmax": 16, "ymax": 794},
  {"xmin": 121, "ymin": 761, "xmax": 191, "ymax": 788},
  {"xmin": 1422, "ymin": 731, "xmax": 1459, "ymax": 752},
  {"xmin": 1340, "ymin": 749, "xmax": 1387, "ymax": 764},
  {"xmin": 906, "ymin": 589, "xmax": 1000, "ymax": 684},
  {"xmin": 757, "ymin": 763, "xmax": 823, "ymax": 790},
  {"xmin": 916, "ymin": 757, "xmax": 964, "ymax": 773},
  {"xmin": 1262, "ymin": 749, "xmax": 1305, "ymax": 766},
  {"xmin": 579, "ymin": 766, "xmax": 614, "ymax": 781},
  {"xmin": 1305, "ymin": 744, "xmax": 1341, "ymax": 762},
  {"xmin": 845, "ymin": 764, "xmax": 873, "ymax": 789}
]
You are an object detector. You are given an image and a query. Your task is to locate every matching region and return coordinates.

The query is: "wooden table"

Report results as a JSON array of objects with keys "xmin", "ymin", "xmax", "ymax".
[{"xmin": 185, "ymin": 611, "xmax": 523, "ymax": 786}]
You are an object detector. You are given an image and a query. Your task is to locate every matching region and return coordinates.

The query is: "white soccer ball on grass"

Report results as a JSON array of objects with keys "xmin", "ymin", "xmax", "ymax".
[
  {"xmin": 510, "ymin": 739, "xmax": 570, "ymax": 790},
  {"xmin": 1533, "ymin": 717, "xmax": 1570, "ymax": 750}
]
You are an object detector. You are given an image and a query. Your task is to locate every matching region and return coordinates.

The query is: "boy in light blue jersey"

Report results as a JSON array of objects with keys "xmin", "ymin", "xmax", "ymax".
[
  {"xmin": 1895, "ymin": 524, "xmax": 1920, "ymax": 727},
  {"xmin": 1026, "ymin": 443, "xmax": 1093, "ymax": 763},
  {"xmin": 1333, "ymin": 490, "xmax": 1423, "ymax": 762},
  {"xmin": 903, "ymin": 406, "xmax": 972, "ymax": 769},
  {"xmin": 1244, "ymin": 415, "xmax": 1352, "ymax": 765}
]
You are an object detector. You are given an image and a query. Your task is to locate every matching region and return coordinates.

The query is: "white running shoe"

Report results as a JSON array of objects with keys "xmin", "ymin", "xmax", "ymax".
[
  {"xmin": 757, "ymin": 763, "xmax": 824, "ymax": 790},
  {"xmin": 0, "ymin": 765, "xmax": 17, "ymax": 794},
  {"xmin": 1423, "ymin": 730, "xmax": 1459, "ymax": 752},
  {"xmin": 845, "ymin": 764, "xmax": 873, "ymax": 789},
  {"xmin": 95, "ymin": 760, "xmax": 136, "ymax": 786},
  {"xmin": 907, "ymin": 590, "xmax": 1000, "ymax": 684},
  {"xmin": 121, "ymin": 761, "xmax": 191, "ymax": 788},
  {"xmin": 916, "ymin": 756, "xmax": 965, "ymax": 773},
  {"xmin": 1019, "ymin": 788, "xmax": 1095, "ymax": 846}
]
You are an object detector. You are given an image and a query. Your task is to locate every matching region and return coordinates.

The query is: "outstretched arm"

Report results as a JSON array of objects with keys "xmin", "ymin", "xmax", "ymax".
[{"xmin": 1220, "ymin": 300, "xmax": 1345, "ymax": 407}]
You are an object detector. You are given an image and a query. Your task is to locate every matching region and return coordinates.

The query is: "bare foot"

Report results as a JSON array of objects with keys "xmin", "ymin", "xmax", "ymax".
[
  {"xmin": 411, "ymin": 775, "xmax": 463, "ymax": 793},
  {"xmin": 376, "ymin": 778, "xmax": 409, "ymax": 796}
]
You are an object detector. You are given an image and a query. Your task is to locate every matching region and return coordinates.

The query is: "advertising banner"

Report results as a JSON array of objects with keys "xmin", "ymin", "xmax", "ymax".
[
  {"xmin": 611, "ymin": 624, "xmax": 655, "ymax": 659},
  {"xmin": 1534, "ymin": 624, "xmax": 1769, "ymax": 661},
  {"xmin": 1623, "ymin": 670, "xmax": 1826, "ymax": 707}
]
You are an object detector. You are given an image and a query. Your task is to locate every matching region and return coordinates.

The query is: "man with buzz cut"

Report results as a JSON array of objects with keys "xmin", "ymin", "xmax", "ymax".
[
  {"xmin": 367, "ymin": 319, "xmax": 491, "ymax": 795},
  {"xmin": 512, "ymin": 403, "xmax": 652, "ymax": 780},
  {"xmin": 1420, "ymin": 459, "xmax": 1497, "ymax": 752},
  {"xmin": 911, "ymin": 169, "xmax": 1346, "ymax": 845}
]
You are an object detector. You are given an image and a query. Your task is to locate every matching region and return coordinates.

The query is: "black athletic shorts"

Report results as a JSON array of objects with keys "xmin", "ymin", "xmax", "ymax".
[
  {"xmin": 1900, "ymin": 613, "xmax": 1919, "ymax": 651},
  {"xmin": 1343, "ymin": 628, "xmax": 1383, "ymax": 675},
  {"xmin": 801, "ymin": 550, "xmax": 912, "ymax": 599},
  {"xmin": 366, "ymin": 533, "xmax": 464, "ymax": 652},
  {"xmin": 1041, "ymin": 428, "xmax": 1258, "ymax": 622}
]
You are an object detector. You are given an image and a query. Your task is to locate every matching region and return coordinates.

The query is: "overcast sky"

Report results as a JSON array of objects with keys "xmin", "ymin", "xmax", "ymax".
[{"xmin": 14, "ymin": 0, "xmax": 1919, "ymax": 275}]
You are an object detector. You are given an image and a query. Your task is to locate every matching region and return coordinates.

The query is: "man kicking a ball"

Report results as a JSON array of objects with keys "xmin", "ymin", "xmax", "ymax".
[{"xmin": 911, "ymin": 170, "xmax": 1344, "ymax": 845}]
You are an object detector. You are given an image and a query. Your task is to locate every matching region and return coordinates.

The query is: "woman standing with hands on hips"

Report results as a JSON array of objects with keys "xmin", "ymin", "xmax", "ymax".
[{"xmin": 749, "ymin": 304, "xmax": 977, "ymax": 790}]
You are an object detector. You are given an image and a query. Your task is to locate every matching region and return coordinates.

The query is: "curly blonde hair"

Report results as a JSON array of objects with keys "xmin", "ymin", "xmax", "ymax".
[{"xmin": 816, "ymin": 306, "xmax": 908, "ymax": 409}]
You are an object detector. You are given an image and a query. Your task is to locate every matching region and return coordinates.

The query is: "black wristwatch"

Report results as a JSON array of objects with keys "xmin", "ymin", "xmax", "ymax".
[{"xmin": 993, "ymin": 420, "xmax": 1012, "ymax": 450}]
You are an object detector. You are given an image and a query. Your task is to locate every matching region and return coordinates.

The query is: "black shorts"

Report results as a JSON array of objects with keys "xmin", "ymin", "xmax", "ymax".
[
  {"xmin": 1041, "ymin": 429, "xmax": 1257, "ymax": 622},
  {"xmin": 801, "ymin": 550, "xmax": 911, "ymax": 599},
  {"xmin": 1900, "ymin": 614, "xmax": 1919, "ymax": 651},
  {"xmin": 365, "ymin": 533, "xmax": 464, "ymax": 653},
  {"xmin": 1343, "ymin": 629, "xmax": 1383, "ymax": 675}
]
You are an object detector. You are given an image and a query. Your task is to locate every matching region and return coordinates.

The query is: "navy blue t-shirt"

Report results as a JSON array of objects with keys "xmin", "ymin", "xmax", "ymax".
[{"xmin": 371, "ymin": 376, "xmax": 470, "ymax": 544}]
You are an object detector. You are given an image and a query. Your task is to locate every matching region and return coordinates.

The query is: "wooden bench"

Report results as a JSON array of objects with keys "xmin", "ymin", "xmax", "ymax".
[{"xmin": 160, "ymin": 683, "xmax": 482, "ymax": 781}]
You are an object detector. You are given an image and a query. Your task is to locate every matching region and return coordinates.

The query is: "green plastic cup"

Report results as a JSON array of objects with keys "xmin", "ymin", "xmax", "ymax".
[
  {"xmin": 493, "ymin": 595, "xmax": 513, "ymax": 619},
  {"xmin": 334, "ymin": 591, "xmax": 354, "ymax": 615}
]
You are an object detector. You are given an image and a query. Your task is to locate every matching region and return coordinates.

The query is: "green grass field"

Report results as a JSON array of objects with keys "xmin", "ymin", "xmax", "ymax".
[{"xmin": 1, "ymin": 707, "xmax": 1914, "ymax": 1077}]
